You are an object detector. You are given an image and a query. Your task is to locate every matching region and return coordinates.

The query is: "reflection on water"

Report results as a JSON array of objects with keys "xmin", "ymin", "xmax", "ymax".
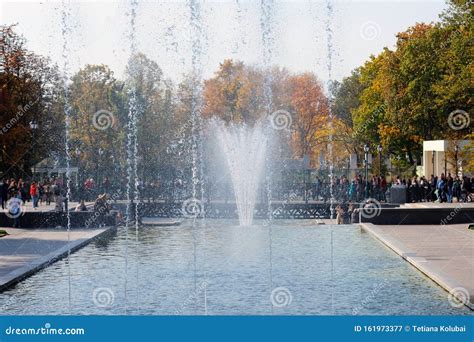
[{"xmin": 0, "ymin": 221, "xmax": 471, "ymax": 315}]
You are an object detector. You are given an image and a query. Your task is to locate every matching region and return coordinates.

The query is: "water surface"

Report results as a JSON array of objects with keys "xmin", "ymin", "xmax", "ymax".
[{"xmin": 0, "ymin": 220, "xmax": 470, "ymax": 315}]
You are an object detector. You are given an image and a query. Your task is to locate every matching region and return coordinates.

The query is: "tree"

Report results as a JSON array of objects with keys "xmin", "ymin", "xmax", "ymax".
[
  {"xmin": 203, "ymin": 59, "xmax": 269, "ymax": 124},
  {"xmin": 331, "ymin": 70, "xmax": 363, "ymax": 129},
  {"xmin": 287, "ymin": 73, "xmax": 329, "ymax": 161},
  {"xmin": 202, "ymin": 59, "xmax": 292, "ymax": 125},
  {"xmin": 344, "ymin": 0, "xmax": 472, "ymax": 171},
  {"xmin": 0, "ymin": 25, "xmax": 64, "ymax": 178},
  {"xmin": 69, "ymin": 64, "xmax": 125, "ymax": 182}
]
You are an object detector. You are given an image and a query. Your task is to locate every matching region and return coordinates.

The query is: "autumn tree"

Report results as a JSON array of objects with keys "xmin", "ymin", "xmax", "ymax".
[
  {"xmin": 0, "ymin": 25, "xmax": 64, "ymax": 178},
  {"xmin": 287, "ymin": 73, "xmax": 329, "ymax": 162},
  {"xmin": 203, "ymin": 59, "xmax": 292, "ymax": 125},
  {"xmin": 203, "ymin": 59, "xmax": 267, "ymax": 124}
]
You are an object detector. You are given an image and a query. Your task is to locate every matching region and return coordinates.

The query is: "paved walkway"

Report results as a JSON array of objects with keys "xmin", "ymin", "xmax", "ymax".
[
  {"xmin": 0, "ymin": 227, "xmax": 113, "ymax": 291},
  {"xmin": 0, "ymin": 201, "xmax": 92, "ymax": 213},
  {"xmin": 361, "ymin": 222, "xmax": 474, "ymax": 310},
  {"xmin": 402, "ymin": 202, "xmax": 474, "ymax": 209}
]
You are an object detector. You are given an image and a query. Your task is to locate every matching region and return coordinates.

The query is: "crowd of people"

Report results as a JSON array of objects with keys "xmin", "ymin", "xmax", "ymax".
[
  {"xmin": 0, "ymin": 172, "xmax": 473, "ymax": 214},
  {"xmin": 393, "ymin": 173, "xmax": 473, "ymax": 203},
  {"xmin": 0, "ymin": 177, "xmax": 68, "ymax": 211},
  {"xmin": 308, "ymin": 173, "xmax": 473, "ymax": 204},
  {"xmin": 0, "ymin": 177, "xmax": 114, "ymax": 222}
]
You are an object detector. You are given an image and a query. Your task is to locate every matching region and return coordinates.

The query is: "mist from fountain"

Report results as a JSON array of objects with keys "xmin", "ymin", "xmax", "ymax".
[{"xmin": 216, "ymin": 121, "xmax": 267, "ymax": 226}]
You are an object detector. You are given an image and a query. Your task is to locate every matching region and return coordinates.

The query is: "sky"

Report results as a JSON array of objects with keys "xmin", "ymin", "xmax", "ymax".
[{"xmin": 0, "ymin": 0, "xmax": 448, "ymax": 85}]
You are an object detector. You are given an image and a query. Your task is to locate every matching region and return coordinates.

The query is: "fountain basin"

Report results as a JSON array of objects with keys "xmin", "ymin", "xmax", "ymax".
[{"xmin": 0, "ymin": 220, "xmax": 470, "ymax": 315}]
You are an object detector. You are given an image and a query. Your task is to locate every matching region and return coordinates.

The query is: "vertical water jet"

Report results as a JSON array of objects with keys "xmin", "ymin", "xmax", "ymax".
[{"xmin": 216, "ymin": 122, "xmax": 267, "ymax": 226}]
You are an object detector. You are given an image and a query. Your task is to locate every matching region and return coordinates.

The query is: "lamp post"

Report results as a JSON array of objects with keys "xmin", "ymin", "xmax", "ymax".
[
  {"xmin": 454, "ymin": 145, "xmax": 459, "ymax": 176},
  {"xmin": 364, "ymin": 144, "xmax": 369, "ymax": 199},
  {"xmin": 432, "ymin": 150, "xmax": 435, "ymax": 177},
  {"xmin": 377, "ymin": 144, "xmax": 382, "ymax": 176},
  {"xmin": 75, "ymin": 148, "xmax": 81, "ymax": 188},
  {"xmin": 111, "ymin": 154, "xmax": 116, "ymax": 193},
  {"xmin": 98, "ymin": 148, "xmax": 104, "ymax": 190},
  {"xmin": 29, "ymin": 120, "xmax": 39, "ymax": 180},
  {"xmin": 444, "ymin": 151, "xmax": 447, "ymax": 176},
  {"xmin": 1, "ymin": 144, "xmax": 6, "ymax": 168}
]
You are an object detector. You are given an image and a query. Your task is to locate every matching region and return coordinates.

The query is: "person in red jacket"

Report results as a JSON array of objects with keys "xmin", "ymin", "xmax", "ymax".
[{"xmin": 30, "ymin": 182, "xmax": 39, "ymax": 209}]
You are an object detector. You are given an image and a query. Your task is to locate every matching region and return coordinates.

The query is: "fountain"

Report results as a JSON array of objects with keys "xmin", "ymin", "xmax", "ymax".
[{"xmin": 216, "ymin": 121, "xmax": 267, "ymax": 226}]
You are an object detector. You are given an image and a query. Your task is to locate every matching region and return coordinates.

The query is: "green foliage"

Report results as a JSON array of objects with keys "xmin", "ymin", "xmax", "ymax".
[
  {"xmin": 69, "ymin": 64, "xmax": 125, "ymax": 179},
  {"xmin": 330, "ymin": 70, "xmax": 362, "ymax": 128},
  {"xmin": 332, "ymin": 3, "xmax": 472, "ymax": 165}
]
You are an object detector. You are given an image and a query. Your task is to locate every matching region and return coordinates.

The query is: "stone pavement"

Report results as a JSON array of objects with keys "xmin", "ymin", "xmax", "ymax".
[
  {"xmin": 402, "ymin": 202, "xmax": 474, "ymax": 209},
  {"xmin": 0, "ymin": 227, "xmax": 113, "ymax": 291},
  {"xmin": 361, "ymin": 222, "xmax": 474, "ymax": 310}
]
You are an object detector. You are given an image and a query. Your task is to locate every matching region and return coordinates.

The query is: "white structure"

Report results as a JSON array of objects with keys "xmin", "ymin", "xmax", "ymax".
[
  {"xmin": 422, "ymin": 140, "xmax": 470, "ymax": 177},
  {"xmin": 31, "ymin": 157, "xmax": 79, "ymax": 182}
]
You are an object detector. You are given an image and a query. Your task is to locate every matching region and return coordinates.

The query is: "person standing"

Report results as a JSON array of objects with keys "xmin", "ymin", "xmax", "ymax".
[
  {"xmin": 84, "ymin": 178, "xmax": 94, "ymax": 201},
  {"xmin": 335, "ymin": 205, "xmax": 344, "ymax": 224},
  {"xmin": 2, "ymin": 179, "xmax": 7, "ymax": 207},
  {"xmin": 447, "ymin": 173, "xmax": 454, "ymax": 203},
  {"xmin": 10, "ymin": 189, "xmax": 23, "ymax": 228},
  {"xmin": 102, "ymin": 176, "xmax": 110, "ymax": 195},
  {"xmin": 429, "ymin": 174, "xmax": 437, "ymax": 202},
  {"xmin": 45, "ymin": 180, "xmax": 52, "ymax": 205},
  {"xmin": 453, "ymin": 176, "xmax": 461, "ymax": 202},
  {"xmin": 380, "ymin": 176, "xmax": 387, "ymax": 202},
  {"xmin": 437, "ymin": 173, "xmax": 446, "ymax": 203},
  {"xmin": 18, "ymin": 179, "xmax": 28, "ymax": 203},
  {"xmin": 30, "ymin": 182, "xmax": 39, "ymax": 209},
  {"xmin": 55, "ymin": 187, "xmax": 63, "ymax": 211},
  {"xmin": 0, "ymin": 179, "xmax": 5, "ymax": 209},
  {"xmin": 8, "ymin": 179, "xmax": 18, "ymax": 200},
  {"xmin": 349, "ymin": 179, "xmax": 356, "ymax": 202}
]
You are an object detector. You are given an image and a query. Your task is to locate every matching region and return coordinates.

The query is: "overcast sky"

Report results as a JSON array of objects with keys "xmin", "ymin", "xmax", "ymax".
[{"xmin": 1, "ymin": 0, "xmax": 447, "ymax": 84}]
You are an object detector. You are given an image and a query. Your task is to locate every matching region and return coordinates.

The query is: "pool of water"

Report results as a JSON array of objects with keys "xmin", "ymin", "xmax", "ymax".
[{"xmin": 0, "ymin": 220, "xmax": 471, "ymax": 315}]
